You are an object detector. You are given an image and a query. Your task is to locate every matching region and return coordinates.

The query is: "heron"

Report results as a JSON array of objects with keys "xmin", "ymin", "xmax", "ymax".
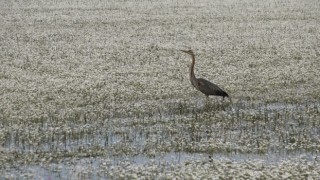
[{"xmin": 180, "ymin": 50, "xmax": 230, "ymax": 101}]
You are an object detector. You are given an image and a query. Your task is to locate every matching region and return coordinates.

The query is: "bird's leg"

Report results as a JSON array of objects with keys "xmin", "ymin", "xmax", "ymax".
[
  {"xmin": 204, "ymin": 95, "xmax": 210, "ymax": 108},
  {"xmin": 204, "ymin": 95, "xmax": 209, "ymax": 105},
  {"xmin": 229, "ymin": 97, "xmax": 233, "ymax": 104}
]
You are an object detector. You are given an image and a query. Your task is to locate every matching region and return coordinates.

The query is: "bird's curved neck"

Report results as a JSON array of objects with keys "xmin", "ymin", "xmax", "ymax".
[{"xmin": 189, "ymin": 54, "xmax": 197, "ymax": 87}]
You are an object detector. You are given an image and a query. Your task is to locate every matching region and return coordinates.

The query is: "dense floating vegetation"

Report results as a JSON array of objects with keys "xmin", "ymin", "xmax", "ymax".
[{"xmin": 0, "ymin": 0, "xmax": 319, "ymax": 178}]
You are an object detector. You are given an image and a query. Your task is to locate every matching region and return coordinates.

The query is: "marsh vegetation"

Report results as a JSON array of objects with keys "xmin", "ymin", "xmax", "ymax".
[{"xmin": 0, "ymin": 0, "xmax": 319, "ymax": 178}]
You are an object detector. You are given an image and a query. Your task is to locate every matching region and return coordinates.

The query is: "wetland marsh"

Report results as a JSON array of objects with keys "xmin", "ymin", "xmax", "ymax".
[{"xmin": 0, "ymin": 0, "xmax": 319, "ymax": 179}]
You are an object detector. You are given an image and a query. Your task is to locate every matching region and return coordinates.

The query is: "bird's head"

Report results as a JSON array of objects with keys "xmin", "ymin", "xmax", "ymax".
[{"xmin": 180, "ymin": 50, "xmax": 194, "ymax": 56}]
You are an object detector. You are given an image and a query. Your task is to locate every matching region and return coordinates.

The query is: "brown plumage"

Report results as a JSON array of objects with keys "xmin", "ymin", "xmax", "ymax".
[{"xmin": 181, "ymin": 50, "xmax": 229, "ymax": 99}]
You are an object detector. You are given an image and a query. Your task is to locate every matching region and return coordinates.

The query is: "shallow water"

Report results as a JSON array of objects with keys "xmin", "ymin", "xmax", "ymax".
[
  {"xmin": 1, "ymin": 100, "xmax": 319, "ymax": 178},
  {"xmin": 2, "ymin": 150, "xmax": 318, "ymax": 179}
]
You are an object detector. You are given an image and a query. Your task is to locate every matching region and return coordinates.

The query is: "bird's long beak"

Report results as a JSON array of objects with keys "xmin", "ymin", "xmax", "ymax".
[{"xmin": 180, "ymin": 50, "xmax": 188, "ymax": 53}]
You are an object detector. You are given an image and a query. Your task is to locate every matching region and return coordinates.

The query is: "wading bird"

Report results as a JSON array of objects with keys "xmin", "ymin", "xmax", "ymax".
[{"xmin": 180, "ymin": 50, "xmax": 230, "ymax": 100}]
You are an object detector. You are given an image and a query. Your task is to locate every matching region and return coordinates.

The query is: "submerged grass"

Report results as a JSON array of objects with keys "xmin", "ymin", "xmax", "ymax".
[{"xmin": 0, "ymin": 0, "xmax": 320, "ymax": 178}]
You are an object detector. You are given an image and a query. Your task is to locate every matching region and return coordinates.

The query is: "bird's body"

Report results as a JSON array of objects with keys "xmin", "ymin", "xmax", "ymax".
[
  {"xmin": 197, "ymin": 78, "xmax": 229, "ymax": 97},
  {"xmin": 181, "ymin": 50, "xmax": 229, "ymax": 99}
]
